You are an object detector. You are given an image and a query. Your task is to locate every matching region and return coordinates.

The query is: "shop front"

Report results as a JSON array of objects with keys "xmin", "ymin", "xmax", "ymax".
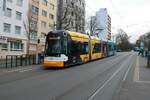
[{"xmin": 0, "ymin": 36, "xmax": 27, "ymax": 58}]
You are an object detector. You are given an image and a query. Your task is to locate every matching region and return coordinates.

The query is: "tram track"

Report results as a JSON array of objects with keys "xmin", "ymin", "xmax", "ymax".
[
  {"xmin": 52, "ymin": 53, "xmax": 131, "ymax": 100},
  {"xmin": 0, "ymin": 53, "xmax": 122, "ymax": 86}
]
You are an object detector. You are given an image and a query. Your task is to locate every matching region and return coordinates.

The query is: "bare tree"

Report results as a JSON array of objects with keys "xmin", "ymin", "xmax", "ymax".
[
  {"xmin": 116, "ymin": 29, "xmax": 132, "ymax": 51},
  {"xmin": 73, "ymin": 4, "xmax": 85, "ymax": 33},
  {"xmin": 23, "ymin": 15, "xmax": 30, "ymax": 55},
  {"xmin": 138, "ymin": 32, "xmax": 150, "ymax": 49},
  {"xmin": 57, "ymin": 0, "xmax": 85, "ymax": 33},
  {"xmin": 57, "ymin": 0, "xmax": 73, "ymax": 30},
  {"xmin": 85, "ymin": 16, "xmax": 101, "ymax": 36}
]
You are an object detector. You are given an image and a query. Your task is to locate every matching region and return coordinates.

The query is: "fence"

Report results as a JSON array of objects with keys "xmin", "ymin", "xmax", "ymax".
[{"xmin": 0, "ymin": 55, "xmax": 44, "ymax": 69}]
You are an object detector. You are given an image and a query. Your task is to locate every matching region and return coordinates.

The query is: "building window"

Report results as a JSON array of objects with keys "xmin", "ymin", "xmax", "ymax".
[
  {"xmin": 3, "ymin": 23, "xmax": 11, "ymax": 33},
  {"xmin": 30, "ymin": 32, "xmax": 37, "ymax": 40},
  {"xmin": 16, "ymin": 0, "xmax": 23, "ymax": 6},
  {"xmin": 30, "ymin": 17, "xmax": 38, "ymax": 29},
  {"xmin": 50, "ymin": 3, "xmax": 54, "ymax": 10},
  {"xmin": 32, "ymin": 5, "xmax": 39, "ymax": 15},
  {"xmin": 2, "ymin": 44, "xmax": 8, "ymax": 50},
  {"xmin": 16, "ymin": 11, "xmax": 22, "ymax": 20},
  {"xmin": 42, "ymin": 0, "xmax": 47, "ymax": 6},
  {"xmin": 49, "ymin": 23, "xmax": 53, "ymax": 28},
  {"xmin": 49, "ymin": 14, "xmax": 54, "ymax": 19},
  {"xmin": 32, "ymin": 0, "xmax": 39, "ymax": 3},
  {"xmin": 4, "ymin": 8, "xmax": 12, "ymax": 17},
  {"xmin": 15, "ymin": 26, "xmax": 21, "ymax": 34},
  {"xmin": 41, "ymin": 21, "xmax": 47, "ymax": 28},
  {"xmin": 42, "ymin": 10, "xmax": 47, "ymax": 17},
  {"xmin": 41, "ymin": 32, "xmax": 46, "ymax": 38},
  {"xmin": 10, "ymin": 42, "xmax": 23, "ymax": 51}
]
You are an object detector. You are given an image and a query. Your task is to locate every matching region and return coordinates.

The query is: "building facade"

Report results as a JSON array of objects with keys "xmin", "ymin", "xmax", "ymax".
[
  {"xmin": 57, "ymin": 0, "xmax": 85, "ymax": 33},
  {"xmin": 28, "ymin": 0, "xmax": 39, "ymax": 54},
  {"xmin": 96, "ymin": 8, "xmax": 111, "ymax": 41},
  {"xmin": 0, "ymin": 0, "xmax": 29, "ymax": 58},
  {"xmin": 27, "ymin": 0, "xmax": 57, "ymax": 54},
  {"xmin": 0, "ymin": 0, "xmax": 57, "ymax": 57},
  {"xmin": 37, "ymin": 0, "xmax": 57, "ymax": 53}
]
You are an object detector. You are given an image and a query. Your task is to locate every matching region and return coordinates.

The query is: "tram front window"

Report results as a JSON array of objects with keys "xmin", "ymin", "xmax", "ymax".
[
  {"xmin": 45, "ymin": 35, "xmax": 68, "ymax": 56},
  {"xmin": 45, "ymin": 37, "xmax": 62, "ymax": 56}
]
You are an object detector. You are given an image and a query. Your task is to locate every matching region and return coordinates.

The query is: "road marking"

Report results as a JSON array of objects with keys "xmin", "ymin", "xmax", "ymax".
[
  {"xmin": 19, "ymin": 68, "xmax": 33, "ymax": 73},
  {"xmin": 134, "ymin": 56, "xmax": 139, "ymax": 82},
  {"xmin": 3, "ymin": 69, "xmax": 22, "ymax": 73},
  {"xmin": 88, "ymin": 55, "xmax": 132, "ymax": 100},
  {"xmin": 136, "ymin": 81, "xmax": 150, "ymax": 84},
  {"xmin": 3, "ymin": 67, "xmax": 33, "ymax": 73},
  {"xmin": 123, "ymin": 61, "xmax": 133, "ymax": 81}
]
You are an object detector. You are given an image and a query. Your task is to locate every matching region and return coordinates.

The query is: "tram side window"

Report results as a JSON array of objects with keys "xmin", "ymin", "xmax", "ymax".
[
  {"xmin": 109, "ymin": 44, "xmax": 113, "ymax": 51},
  {"xmin": 62, "ymin": 38, "xmax": 67, "ymax": 54},
  {"xmin": 70, "ymin": 41, "xmax": 80, "ymax": 55},
  {"xmin": 93, "ymin": 43, "xmax": 101, "ymax": 53},
  {"xmin": 81, "ymin": 42, "xmax": 89, "ymax": 54}
]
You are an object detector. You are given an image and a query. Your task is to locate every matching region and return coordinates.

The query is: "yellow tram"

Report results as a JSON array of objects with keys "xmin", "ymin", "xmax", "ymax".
[{"xmin": 43, "ymin": 30, "xmax": 115, "ymax": 68}]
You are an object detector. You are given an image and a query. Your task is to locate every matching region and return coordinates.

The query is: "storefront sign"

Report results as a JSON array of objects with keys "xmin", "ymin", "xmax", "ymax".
[{"xmin": 0, "ymin": 36, "xmax": 7, "ymax": 43}]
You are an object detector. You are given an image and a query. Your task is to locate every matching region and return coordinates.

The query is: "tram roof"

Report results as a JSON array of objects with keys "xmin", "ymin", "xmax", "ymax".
[
  {"xmin": 47, "ymin": 30, "xmax": 65, "ymax": 36},
  {"xmin": 47, "ymin": 30, "xmax": 89, "ymax": 39},
  {"xmin": 67, "ymin": 31, "xmax": 89, "ymax": 39}
]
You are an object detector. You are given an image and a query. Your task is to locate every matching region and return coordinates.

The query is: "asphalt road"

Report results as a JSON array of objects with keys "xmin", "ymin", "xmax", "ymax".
[{"xmin": 0, "ymin": 52, "xmax": 136, "ymax": 100}]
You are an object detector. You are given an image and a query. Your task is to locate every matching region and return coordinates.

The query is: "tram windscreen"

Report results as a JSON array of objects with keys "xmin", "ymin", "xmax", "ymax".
[{"xmin": 45, "ymin": 36, "xmax": 62, "ymax": 56}]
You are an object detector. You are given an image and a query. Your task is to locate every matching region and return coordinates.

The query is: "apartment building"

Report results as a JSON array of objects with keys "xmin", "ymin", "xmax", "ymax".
[
  {"xmin": 57, "ymin": 0, "xmax": 85, "ymax": 33},
  {"xmin": 96, "ymin": 8, "xmax": 112, "ymax": 41},
  {"xmin": 26, "ymin": 0, "xmax": 57, "ymax": 54},
  {"xmin": 28, "ymin": 0, "xmax": 39, "ymax": 54},
  {"xmin": 0, "ymin": 0, "xmax": 29, "ymax": 58},
  {"xmin": 37, "ymin": 0, "xmax": 57, "ymax": 53}
]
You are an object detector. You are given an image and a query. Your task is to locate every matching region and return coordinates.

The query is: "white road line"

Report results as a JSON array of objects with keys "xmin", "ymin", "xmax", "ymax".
[
  {"xmin": 19, "ymin": 68, "xmax": 33, "ymax": 73},
  {"xmin": 88, "ymin": 55, "xmax": 132, "ymax": 100},
  {"xmin": 134, "ymin": 56, "xmax": 139, "ymax": 82},
  {"xmin": 4, "ymin": 69, "xmax": 21, "ymax": 73},
  {"xmin": 123, "ymin": 60, "xmax": 133, "ymax": 81},
  {"xmin": 3, "ymin": 67, "xmax": 33, "ymax": 73},
  {"xmin": 136, "ymin": 79, "xmax": 150, "ymax": 84}
]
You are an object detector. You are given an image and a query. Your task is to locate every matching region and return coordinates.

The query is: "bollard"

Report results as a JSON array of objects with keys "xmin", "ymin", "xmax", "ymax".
[
  {"xmin": 20, "ymin": 55, "xmax": 23, "ymax": 66},
  {"xmin": 6, "ymin": 56, "xmax": 8, "ymax": 68},
  {"xmin": 16, "ymin": 56, "xmax": 17, "ymax": 67},
  {"xmin": 25, "ymin": 55, "xmax": 27, "ymax": 66},
  {"xmin": 11, "ymin": 56, "xmax": 13, "ymax": 68},
  {"xmin": 28, "ymin": 55, "xmax": 30, "ymax": 65},
  {"xmin": 147, "ymin": 55, "xmax": 150, "ymax": 67}
]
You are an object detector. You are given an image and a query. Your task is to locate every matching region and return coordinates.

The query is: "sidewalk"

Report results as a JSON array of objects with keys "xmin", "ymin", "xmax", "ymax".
[{"xmin": 116, "ymin": 55, "xmax": 150, "ymax": 100}]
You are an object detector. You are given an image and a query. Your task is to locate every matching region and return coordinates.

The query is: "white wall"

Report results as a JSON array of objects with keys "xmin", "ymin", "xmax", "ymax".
[
  {"xmin": 0, "ymin": 0, "xmax": 29, "ymax": 57},
  {"xmin": 96, "ymin": 8, "xmax": 109, "ymax": 41},
  {"xmin": 0, "ymin": 0, "xmax": 28, "ymax": 40}
]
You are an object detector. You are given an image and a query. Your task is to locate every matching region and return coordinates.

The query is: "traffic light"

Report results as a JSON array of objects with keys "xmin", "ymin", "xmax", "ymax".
[{"xmin": 37, "ymin": 39, "xmax": 40, "ymax": 44}]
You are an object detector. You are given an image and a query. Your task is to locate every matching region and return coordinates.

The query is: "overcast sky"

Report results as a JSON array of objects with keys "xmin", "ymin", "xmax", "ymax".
[{"xmin": 85, "ymin": 0, "xmax": 150, "ymax": 43}]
